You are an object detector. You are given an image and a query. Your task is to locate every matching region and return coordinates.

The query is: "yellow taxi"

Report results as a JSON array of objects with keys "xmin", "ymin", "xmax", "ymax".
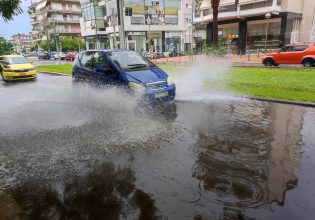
[{"xmin": 0, "ymin": 55, "xmax": 37, "ymax": 82}]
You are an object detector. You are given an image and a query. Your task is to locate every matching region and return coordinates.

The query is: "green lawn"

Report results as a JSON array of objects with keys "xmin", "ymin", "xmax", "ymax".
[
  {"xmin": 36, "ymin": 63, "xmax": 315, "ymax": 103},
  {"xmin": 36, "ymin": 64, "xmax": 73, "ymax": 75}
]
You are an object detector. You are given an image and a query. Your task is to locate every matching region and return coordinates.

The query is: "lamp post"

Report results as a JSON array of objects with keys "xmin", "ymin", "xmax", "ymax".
[{"xmin": 265, "ymin": 13, "xmax": 271, "ymax": 54}]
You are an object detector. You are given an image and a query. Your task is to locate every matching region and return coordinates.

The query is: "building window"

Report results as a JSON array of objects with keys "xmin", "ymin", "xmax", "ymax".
[{"xmin": 240, "ymin": 0, "xmax": 273, "ymax": 11}]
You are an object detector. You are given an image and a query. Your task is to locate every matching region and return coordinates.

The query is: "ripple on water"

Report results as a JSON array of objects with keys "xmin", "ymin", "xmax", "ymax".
[{"xmin": 199, "ymin": 173, "xmax": 266, "ymax": 208}]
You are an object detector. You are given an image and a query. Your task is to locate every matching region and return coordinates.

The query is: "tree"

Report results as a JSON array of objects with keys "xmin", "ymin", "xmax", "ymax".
[
  {"xmin": 211, "ymin": 0, "xmax": 220, "ymax": 45},
  {"xmin": 0, "ymin": 37, "xmax": 13, "ymax": 55},
  {"xmin": 39, "ymin": 37, "xmax": 84, "ymax": 52},
  {"xmin": 0, "ymin": 0, "xmax": 22, "ymax": 21},
  {"xmin": 210, "ymin": 0, "xmax": 239, "ymax": 45}
]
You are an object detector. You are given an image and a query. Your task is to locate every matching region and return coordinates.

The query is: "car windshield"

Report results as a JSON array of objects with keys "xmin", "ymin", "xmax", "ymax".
[
  {"xmin": 7, "ymin": 57, "xmax": 29, "ymax": 64},
  {"xmin": 107, "ymin": 51, "xmax": 154, "ymax": 70}
]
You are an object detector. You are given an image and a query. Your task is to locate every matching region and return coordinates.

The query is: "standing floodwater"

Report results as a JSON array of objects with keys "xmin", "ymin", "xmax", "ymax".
[{"xmin": 0, "ymin": 74, "xmax": 315, "ymax": 219}]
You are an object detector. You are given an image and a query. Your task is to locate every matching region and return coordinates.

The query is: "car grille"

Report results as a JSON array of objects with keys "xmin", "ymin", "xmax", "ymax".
[
  {"xmin": 145, "ymin": 81, "xmax": 168, "ymax": 90},
  {"xmin": 13, "ymin": 69, "xmax": 30, "ymax": 73}
]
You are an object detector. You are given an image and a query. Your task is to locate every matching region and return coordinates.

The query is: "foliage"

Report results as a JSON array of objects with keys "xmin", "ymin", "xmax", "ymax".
[
  {"xmin": 0, "ymin": 37, "xmax": 13, "ymax": 55},
  {"xmin": 0, "ymin": 0, "xmax": 22, "ymax": 21},
  {"xmin": 39, "ymin": 37, "xmax": 85, "ymax": 52}
]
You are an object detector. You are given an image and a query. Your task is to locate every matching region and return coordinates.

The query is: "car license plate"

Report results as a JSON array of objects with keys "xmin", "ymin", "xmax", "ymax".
[
  {"xmin": 155, "ymin": 92, "xmax": 168, "ymax": 98},
  {"xmin": 19, "ymin": 73, "xmax": 27, "ymax": 76}
]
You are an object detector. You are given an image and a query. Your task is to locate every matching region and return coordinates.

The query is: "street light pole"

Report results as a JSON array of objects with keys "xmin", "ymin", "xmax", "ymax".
[
  {"xmin": 265, "ymin": 13, "xmax": 271, "ymax": 54},
  {"xmin": 118, "ymin": 0, "xmax": 126, "ymax": 49}
]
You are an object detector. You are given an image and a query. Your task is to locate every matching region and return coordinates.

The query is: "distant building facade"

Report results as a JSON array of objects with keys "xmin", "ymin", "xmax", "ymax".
[
  {"xmin": 9, "ymin": 33, "xmax": 33, "ymax": 53},
  {"xmin": 80, "ymin": 0, "xmax": 194, "ymax": 53},
  {"xmin": 29, "ymin": 0, "xmax": 82, "ymax": 45},
  {"xmin": 194, "ymin": 0, "xmax": 315, "ymax": 53}
]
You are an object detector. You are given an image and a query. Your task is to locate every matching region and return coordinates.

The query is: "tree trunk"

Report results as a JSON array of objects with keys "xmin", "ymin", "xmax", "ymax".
[{"xmin": 211, "ymin": 0, "xmax": 220, "ymax": 45}]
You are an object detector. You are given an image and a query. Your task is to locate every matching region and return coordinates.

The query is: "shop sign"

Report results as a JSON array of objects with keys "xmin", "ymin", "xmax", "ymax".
[{"xmin": 127, "ymin": 32, "xmax": 146, "ymax": 36}]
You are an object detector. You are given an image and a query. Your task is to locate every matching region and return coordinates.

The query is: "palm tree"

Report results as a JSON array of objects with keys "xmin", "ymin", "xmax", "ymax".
[
  {"xmin": 210, "ymin": 0, "xmax": 239, "ymax": 45},
  {"xmin": 0, "ymin": 0, "xmax": 22, "ymax": 21},
  {"xmin": 211, "ymin": 0, "xmax": 220, "ymax": 44}
]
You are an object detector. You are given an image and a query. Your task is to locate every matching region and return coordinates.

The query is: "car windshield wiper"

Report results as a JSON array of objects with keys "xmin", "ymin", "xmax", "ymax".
[{"xmin": 125, "ymin": 63, "xmax": 149, "ymax": 69}]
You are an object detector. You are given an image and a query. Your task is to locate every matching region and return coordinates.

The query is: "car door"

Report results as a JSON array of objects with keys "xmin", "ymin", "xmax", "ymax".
[
  {"xmin": 290, "ymin": 45, "xmax": 309, "ymax": 63},
  {"xmin": 78, "ymin": 51, "xmax": 96, "ymax": 84},
  {"xmin": 92, "ymin": 52, "xmax": 121, "ymax": 86},
  {"xmin": 276, "ymin": 46, "xmax": 293, "ymax": 64}
]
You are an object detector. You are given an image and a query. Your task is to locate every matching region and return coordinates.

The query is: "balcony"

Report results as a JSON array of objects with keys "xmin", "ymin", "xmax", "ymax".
[
  {"xmin": 47, "ymin": 18, "xmax": 80, "ymax": 24},
  {"xmin": 37, "ymin": 6, "xmax": 82, "ymax": 15},
  {"xmin": 195, "ymin": 0, "xmax": 282, "ymax": 23},
  {"xmin": 55, "ymin": 29, "xmax": 81, "ymax": 34}
]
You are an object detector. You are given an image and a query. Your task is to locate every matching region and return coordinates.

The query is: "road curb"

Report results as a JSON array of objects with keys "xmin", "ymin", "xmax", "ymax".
[
  {"xmin": 39, "ymin": 71, "xmax": 70, "ymax": 76},
  {"xmin": 246, "ymin": 96, "xmax": 315, "ymax": 108}
]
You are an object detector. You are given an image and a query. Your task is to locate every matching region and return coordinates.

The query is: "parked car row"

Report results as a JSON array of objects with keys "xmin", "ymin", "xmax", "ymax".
[{"xmin": 38, "ymin": 51, "xmax": 78, "ymax": 61}]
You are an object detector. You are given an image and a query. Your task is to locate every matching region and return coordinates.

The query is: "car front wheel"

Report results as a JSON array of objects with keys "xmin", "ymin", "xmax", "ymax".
[
  {"xmin": 263, "ymin": 58, "xmax": 274, "ymax": 67},
  {"xmin": 0, "ymin": 72, "xmax": 8, "ymax": 82},
  {"xmin": 303, "ymin": 58, "xmax": 314, "ymax": 67}
]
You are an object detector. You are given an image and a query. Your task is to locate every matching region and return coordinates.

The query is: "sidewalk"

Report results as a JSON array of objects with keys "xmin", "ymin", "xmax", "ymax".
[{"xmin": 152, "ymin": 54, "xmax": 263, "ymax": 66}]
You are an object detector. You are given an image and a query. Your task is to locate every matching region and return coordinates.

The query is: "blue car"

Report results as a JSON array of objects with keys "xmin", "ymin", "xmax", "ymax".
[{"xmin": 72, "ymin": 50, "xmax": 176, "ymax": 103}]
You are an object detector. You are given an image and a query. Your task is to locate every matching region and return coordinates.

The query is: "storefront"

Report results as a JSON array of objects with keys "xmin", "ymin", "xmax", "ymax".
[
  {"xmin": 126, "ymin": 31, "xmax": 147, "ymax": 52},
  {"xmin": 85, "ymin": 35, "xmax": 109, "ymax": 50},
  {"xmin": 165, "ymin": 31, "xmax": 181, "ymax": 52},
  {"xmin": 247, "ymin": 18, "xmax": 281, "ymax": 50}
]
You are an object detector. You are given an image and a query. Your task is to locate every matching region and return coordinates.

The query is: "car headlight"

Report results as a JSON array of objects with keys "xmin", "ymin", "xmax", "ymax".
[
  {"xmin": 167, "ymin": 76, "xmax": 175, "ymax": 85},
  {"xmin": 4, "ymin": 68, "xmax": 13, "ymax": 72},
  {"xmin": 29, "ymin": 68, "xmax": 36, "ymax": 71},
  {"xmin": 128, "ymin": 82, "xmax": 146, "ymax": 92}
]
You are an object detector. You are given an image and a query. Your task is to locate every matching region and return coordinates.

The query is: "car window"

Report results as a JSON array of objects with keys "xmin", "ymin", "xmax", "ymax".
[
  {"xmin": 292, "ymin": 45, "xmax": 308, "ymax": 51},
  {"xmin": 93, "ymin": 52, "xmax": 110, "ymax": 70},
  {"xmin": 107, "ymin": 51, "xmax": 154, "ymax": 70},
  {"xmin": 281, "ymin": 46, "xmax": 293, "ymax": 52},
  {"xmin": 80, "ymin": 52, "xmax": 94, "ymax": 69}
]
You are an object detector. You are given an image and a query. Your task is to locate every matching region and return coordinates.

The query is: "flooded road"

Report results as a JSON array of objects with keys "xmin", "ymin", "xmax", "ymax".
[{"xmin": 0, "ymin": 74, "xmax": 315, "ymax": 220}]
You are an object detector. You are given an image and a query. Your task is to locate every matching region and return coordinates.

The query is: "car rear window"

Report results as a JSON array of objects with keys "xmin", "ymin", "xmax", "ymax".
[{"xmin": 293, "ymin": 45, "xmax": 308, "ymax": 51}]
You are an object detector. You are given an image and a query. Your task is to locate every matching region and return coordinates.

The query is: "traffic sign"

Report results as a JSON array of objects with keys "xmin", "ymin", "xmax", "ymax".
[{"xmin": 226, "ymin": 33, "xmax": 233, "ymax": 41}]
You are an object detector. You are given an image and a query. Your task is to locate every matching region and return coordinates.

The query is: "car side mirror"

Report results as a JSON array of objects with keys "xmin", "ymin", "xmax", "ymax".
[{"xmin": 29, "ymin": 61, "xmax": 34, "ymax": 64}]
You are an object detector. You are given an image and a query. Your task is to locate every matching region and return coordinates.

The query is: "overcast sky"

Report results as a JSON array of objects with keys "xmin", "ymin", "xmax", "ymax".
[{"xmin": 0, "ymin": 0, "xmax": 32, "ymax": 39}]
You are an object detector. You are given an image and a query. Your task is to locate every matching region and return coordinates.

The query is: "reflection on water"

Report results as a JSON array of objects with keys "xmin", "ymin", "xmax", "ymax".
[
  {"xmin": 0, "ymin": 162, "xmax": 160, "ymax": 220},
  {"xmin": 188, "ymin": 101, "xmax": 304, "ymax": 219},
  {"xmin": 1, "ymin": 74, "xmax": 315, "ymax": 219}
]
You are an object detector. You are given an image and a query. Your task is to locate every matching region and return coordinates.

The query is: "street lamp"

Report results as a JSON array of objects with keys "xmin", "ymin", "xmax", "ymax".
[{"xmin": 265, "ymin": 13, "xmax": 271, "ymax": 54}]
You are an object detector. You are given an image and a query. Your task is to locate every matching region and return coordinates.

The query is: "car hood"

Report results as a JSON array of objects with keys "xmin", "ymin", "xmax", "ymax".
[
  {"xmin": 9, "ymin": 63, "xmax": 34, "ymax": 70},
  {"xmin": 124, "ymin": 67, "xmax": 168, "ymax": 84}
]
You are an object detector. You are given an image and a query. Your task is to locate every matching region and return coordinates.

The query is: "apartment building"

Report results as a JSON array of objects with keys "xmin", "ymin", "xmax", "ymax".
[
  {"xmin": 194, "ymin": 0, "xmax": 315, "ymax": 53},
  {"xmin": 80, "ymin": 0, "xmax": 194, "ymax": 53},
  {"xmin": 9, "ymin": 33, "xmax": 33, "ymax": 53},
  {"xmin": 29, "ymin": 0, "xmax": 82, "ymax": 44}
]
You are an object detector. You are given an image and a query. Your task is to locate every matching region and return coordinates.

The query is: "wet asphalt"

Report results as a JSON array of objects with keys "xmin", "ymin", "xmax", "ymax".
[{"xmin": 0, "ymin": 74, "xmax": 315, "ymax": 220}]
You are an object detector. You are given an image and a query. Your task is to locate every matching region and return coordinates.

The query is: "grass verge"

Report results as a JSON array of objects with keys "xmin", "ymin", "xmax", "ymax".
[
  {"xmin": 36, "ymin": 64, "xmax": 72, "ymax": 75},
  {"xmin": 36, "ymin": 63, "xmax": 315, "ymax": 103}
]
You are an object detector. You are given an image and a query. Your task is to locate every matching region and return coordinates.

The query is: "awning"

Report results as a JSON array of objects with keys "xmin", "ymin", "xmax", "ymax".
[{"xmin": 35, "ymin": 0, "xmax": 47, "ymax": 11}]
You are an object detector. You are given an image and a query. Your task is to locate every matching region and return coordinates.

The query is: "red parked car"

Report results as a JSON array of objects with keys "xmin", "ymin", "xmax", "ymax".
[
  {"xmin": 262, "ymin": 43, "xmax": 315, "ymax": 67},
  {"xmin": 65, "ymin": 52, "xmax": 77, "ymax": 61}
]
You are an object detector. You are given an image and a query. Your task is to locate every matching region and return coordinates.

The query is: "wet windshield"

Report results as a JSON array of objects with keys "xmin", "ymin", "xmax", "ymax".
[
  {"xmin": 7, "ymin": 57, "xmax": 29, "ymax": 64},
  {"xmin": 107, "ymin": 51, "xmax": 154, "ymax": 70}
]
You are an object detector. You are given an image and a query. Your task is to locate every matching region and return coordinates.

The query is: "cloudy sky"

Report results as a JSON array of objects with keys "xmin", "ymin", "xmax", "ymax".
[{"xmin": 0, "ymin": 0, "xmax": 32, "ymax": 39}]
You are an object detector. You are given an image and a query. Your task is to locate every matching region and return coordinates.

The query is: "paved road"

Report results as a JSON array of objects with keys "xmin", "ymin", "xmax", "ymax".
[{"xmin": 0, "ymin": 74, "xmax": 315, "ymax": 219}]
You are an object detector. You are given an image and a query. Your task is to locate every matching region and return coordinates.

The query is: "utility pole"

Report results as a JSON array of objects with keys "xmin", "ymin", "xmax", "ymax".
[
  {"xmin": 118, "ymin": 0, "xmax": 126, "ymax": 49},
  {"xmin": 53, "ymin": 12, "xmax": 61, "ymax": 64},
  {"xmin": 112, "ymin": 8, "xmax": 116, "ymax": 49}
]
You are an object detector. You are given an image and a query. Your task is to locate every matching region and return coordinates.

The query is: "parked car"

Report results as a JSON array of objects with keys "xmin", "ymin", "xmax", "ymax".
[
  {"xmin": 65, "ymin": 52, "xmax": 78, "ymax": 61},
  {"xmin": 72, "ymin": 50, "xmax": 176, "ymax": 103},
  {"xmin": 262, "ymin": 44, "xmax": 315, "ymax": 67},
  {"xmin": 52, "ymin": 52, "xmax": 67, "ymax": 60},
  {"xmin": 0, "ymin": 55, "xmax": 37, "ymax": 82},
  {"xmin": 38, "ymin": 52, "xmax": 51, "ymax": 60}
]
